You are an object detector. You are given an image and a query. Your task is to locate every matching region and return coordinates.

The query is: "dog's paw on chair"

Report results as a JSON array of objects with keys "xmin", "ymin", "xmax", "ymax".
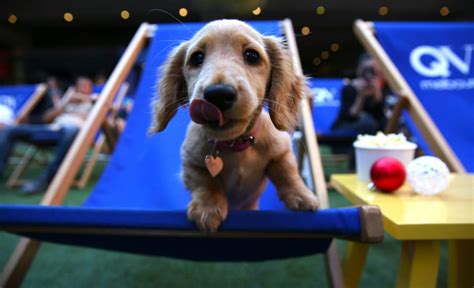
[
  {"xmin": 187, "ymin": 196, "xmax": 229, "ymax": 232},
  {"xmin": 280, "ymin": 189, "xmax": 320, "ymax": 211}
]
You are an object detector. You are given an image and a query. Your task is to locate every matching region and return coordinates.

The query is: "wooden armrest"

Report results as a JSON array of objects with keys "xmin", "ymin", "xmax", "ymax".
[{"xmin": 358, "ymin": 205, "xmax": 384, "ymax": 243}]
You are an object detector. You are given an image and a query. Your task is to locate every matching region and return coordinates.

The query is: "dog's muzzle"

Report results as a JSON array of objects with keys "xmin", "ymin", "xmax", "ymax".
[{"xmin": 203, "ymin": 84, "xmax": 237, "ymax": 112}]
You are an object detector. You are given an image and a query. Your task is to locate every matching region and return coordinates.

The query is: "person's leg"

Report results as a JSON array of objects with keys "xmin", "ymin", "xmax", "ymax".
[
  {"xmin": 334, "ymin": 114, "xmax": 379, "ymax": 136},
  {"xmin": 44, "ymin": 125, "xmax": 79, "ymax": 182},
  {"xmin": 0, "ymin": 125, "xmax": 44, "ymax": 177},
  {"xmin": 22, "ymin": 125, "xmax": 79, "ymax": 194},
  {"xmin": 0, "ymin": 126, "xmax": 14, "ymax": 175}
]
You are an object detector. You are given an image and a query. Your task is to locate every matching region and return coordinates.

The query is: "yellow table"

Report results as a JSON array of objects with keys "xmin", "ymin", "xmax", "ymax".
[{"xmin": 331, "ymin": 174, "xmax": 474, "ymax": 288}]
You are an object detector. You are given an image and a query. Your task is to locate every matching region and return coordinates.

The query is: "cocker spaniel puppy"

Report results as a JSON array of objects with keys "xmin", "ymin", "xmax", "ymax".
[{"xmin": 150, "ymin": 20, "xmax": 319, "ymax": 232}]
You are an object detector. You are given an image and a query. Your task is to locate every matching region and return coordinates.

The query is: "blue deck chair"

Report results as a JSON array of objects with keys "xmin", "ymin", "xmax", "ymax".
[
  {"xmin": 308, "ymin": 78, "xmax": 355, "ymax": 165},
  {"xmin": 354, "ymin": 20, "xmax": 474, "ymax": 173},
  {"xmin": 354, "ymin": 20, "xmax": 473, "ymax": 288},
  {"xmin": 1, "ymin": 84, "xmax": 48, "ymax": 185},
  {"xmin": 0, "ymin": 84, "xmax": 48, "ymax": 126},
  {"xmin": 309, "ymin": 78, "xmax": 357, "ymax": 138},
  {"xmin": 0, "ymin": 21, "xmax": 383, "ymax": 287},
  {"xmin": 4, "ymin": 84, "xmax": 129, "ymax": 188},
  {"xmin": 309, "ymin": 78, "xmax": 345, "ymax": 136}
]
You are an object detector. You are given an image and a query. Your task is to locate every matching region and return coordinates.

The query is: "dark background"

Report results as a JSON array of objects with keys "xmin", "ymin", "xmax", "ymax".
[{"xmin": 1, "ymin": 0, "xmax": 473, "ymax": 86}]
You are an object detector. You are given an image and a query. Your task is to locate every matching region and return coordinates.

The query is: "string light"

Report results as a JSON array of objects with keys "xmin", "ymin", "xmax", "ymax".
[
  {"xmin": 301, "ymin": 26, "xmax": 311, "ymax": 36},
  {"xmin": 440, "ymin": 7, "xmax": 450, "ymax": 16},
  {"xmin": 8, "ymin": 14, "xmax": 17, "ymax": 24},
  {"xmin": 316, "ymin": 6, "xmax": 325, "ymax": 15},
  {"xmin": 313, "ymin": 57, "xmax": 321, "ymax": 66},
  {"xmin": 331, "ymin": 43, "xmax": 339, "ymax": 52},
  {"xmin": 179, "ymin": 8, "xmax": 188, "ymax": 17},
  {"xmin": 321, "ymin": 51, "xmax": 329, "ymax": 60},
  {"xmin": 252, "ymin": 7, "xmax": 261, "ymax": 16},
  {"xmin": 378, "ymin": 6, "xmax": 388, "ymax": 16},
  {"xmin": 64, "ymin": 12, "xmax": 74, "ymax": 22},
  {"xmin": 121, "ymin": 10, "xmax": 130, "ymax": 20}
]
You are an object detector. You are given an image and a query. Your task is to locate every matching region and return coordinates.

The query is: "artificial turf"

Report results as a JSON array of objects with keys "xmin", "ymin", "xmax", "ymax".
[{"xmin": 0, "ymin": 153, "xmax": 448, "ymax": 287}]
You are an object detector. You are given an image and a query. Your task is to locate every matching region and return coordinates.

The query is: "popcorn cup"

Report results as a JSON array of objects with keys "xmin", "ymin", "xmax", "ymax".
[{"xmin": 354, "ymin": 141, "xmax": 417, "ymax": 182}]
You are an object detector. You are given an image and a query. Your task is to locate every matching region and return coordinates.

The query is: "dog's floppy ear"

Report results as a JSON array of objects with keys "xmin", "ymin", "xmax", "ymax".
[
  {"xmin": 264, "ymin": 36, "xmax": 306, "ymax": 131},
  {"xmin": 149, "ymin": 41, "xmax": 189, "ymax": 133}
]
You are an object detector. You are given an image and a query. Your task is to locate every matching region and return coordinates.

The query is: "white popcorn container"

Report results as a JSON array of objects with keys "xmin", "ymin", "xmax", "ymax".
[{"xmin": 353, "ymin": 141, "xmax": 417, "ymax": 182}]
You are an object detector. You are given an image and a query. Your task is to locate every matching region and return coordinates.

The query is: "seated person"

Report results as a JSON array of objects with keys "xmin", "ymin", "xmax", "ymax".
[
  {"xmin": 331, "ymin": 55, "xmax": 389, "ymax": 135},
  {"xmin": 0, "ymin": 76, "xmax": 94, "ymax": 194},
  {"xmin": 28, "ymin": 76, "xmax": 64, "ymax": 124}
]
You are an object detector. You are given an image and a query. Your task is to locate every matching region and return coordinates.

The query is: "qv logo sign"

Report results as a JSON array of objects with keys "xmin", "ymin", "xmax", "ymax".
[
  {"xmin": 312, "ymin": 87, "xmax": 339, "ymax": 106},
  {"xmin": 410, "ymin": 45, "xmax": 474, "ymax": 78}
]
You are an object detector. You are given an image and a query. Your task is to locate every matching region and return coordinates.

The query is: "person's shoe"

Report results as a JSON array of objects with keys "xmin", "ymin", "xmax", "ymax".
[{"xmin": 21, "ymin": 180, "xmax": 48, "ymax": 195}]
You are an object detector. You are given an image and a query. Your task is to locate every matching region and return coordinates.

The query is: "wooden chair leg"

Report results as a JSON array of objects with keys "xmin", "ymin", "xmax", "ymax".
[
  {"xmin": 6, "ymin": 146, "xmax": 37, "ymax": 188},
  {"xmin": 0, "ymin": 238, "xmax": 41, "ymax": 288},
  {"xmin": 75, "ymin": 136, "xmax": 106, "ymax": 188},
  {"xmin": 326, "ymin": 241, "xmax": 344, "ymax": 288}
]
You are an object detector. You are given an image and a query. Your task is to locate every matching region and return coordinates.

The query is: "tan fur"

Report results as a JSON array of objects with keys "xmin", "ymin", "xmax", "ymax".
[{"xmin": 150, "ymin": 20, "xmax": 319, "ymax": 232}]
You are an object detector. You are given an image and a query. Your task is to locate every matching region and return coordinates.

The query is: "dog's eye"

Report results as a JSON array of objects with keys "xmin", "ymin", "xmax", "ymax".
[
  {"xmin": 243, "ymin": 49, "xmax": 260, "ymax": 65},
  {"xmin": 190, "ymin": 51, "xmax": 205, "ymax": 67}
]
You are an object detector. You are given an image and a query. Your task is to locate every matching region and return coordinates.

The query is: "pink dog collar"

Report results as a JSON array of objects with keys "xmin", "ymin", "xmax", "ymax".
[
  {"xmin": 209, "ymin": 134, "xmax": 256, "ymax": 152},
  {"xmin": 208, "ymin": 115, "xmax": 261, "ymax": 153}
]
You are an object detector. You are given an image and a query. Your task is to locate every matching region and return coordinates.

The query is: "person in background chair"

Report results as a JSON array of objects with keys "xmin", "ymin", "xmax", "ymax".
[
  {"xmin": 331, "ymin": 55, "xmax": 389, "ymax": 135},
  {"xmin": 0, "ymin": 76, "xmax": 94, "ymax": 194}
]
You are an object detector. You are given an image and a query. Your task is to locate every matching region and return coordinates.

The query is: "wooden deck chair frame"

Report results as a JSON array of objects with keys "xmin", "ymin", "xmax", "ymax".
[
  {"xmin": 353, "ymin": 19, "xmax": 466, "ymax": 174},
  {"xmin": 1, "ymin": 21, "xmax": 382, "ymax": 288}
]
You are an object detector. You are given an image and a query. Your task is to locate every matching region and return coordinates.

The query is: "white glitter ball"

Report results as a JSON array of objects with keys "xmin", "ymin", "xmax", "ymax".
[{"xmin": 407, "ymin": 156, "xmax": 450, "ymax": 195}]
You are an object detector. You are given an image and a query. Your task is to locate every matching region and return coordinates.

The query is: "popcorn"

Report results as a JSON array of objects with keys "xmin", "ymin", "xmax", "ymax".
[{"xmin": 355, "ymin": 132, "xmax": 414, "ymax": 149}]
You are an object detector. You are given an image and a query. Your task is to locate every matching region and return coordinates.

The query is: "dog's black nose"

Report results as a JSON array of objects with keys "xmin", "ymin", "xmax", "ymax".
[{"xmin": 203, "ymin": 84, "xmax": 237, "ymax": 111}]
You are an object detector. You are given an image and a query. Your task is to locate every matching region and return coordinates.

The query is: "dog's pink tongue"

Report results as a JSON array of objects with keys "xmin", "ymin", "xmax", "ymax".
[{"xmin": 190, "ymin": 99, "xmax": 224, "ymax": 127}]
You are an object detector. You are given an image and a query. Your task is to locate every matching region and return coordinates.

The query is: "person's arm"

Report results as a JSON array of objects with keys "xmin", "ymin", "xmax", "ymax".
[
  {"xmin": 68, "ymin": 92, "xmax": 91, "ymax": 103},
  {"xmin": 48, "ymin": 87, "xmax": 63, "ymax": 108},
  {"xmin": 348, "ymin": 80, "xmax": 369, "ymax": 117},
  {"xmin": 349, "ymin": 93, "xmax": 367, "ymax": 116},
  {"xmin": 349, "ymin": 78, "xmax": 385, "ymax": 117},
  {"xmin": 41, "ymin": 104, "xmax": 65, "ymax": 123}
]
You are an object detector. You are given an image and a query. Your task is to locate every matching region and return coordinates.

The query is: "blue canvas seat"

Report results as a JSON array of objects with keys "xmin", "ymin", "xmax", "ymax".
[
  {"xmin": 0, "ymin": 84, "xmax": 47, "ymax": 125},
  {"xmin": 309, "ymin": 78, "xmax": 353, "ymax": 137},
  {"xmin": 354, "ymin": 21, "xmax": 474, "ymax": 173},
  {"xmin": 0, "ymin": 21, "xmax": 383, "ymax": 287},
  {"xmin": 307, "ymin": 78, "xmax": 355, "ymax": 166}
]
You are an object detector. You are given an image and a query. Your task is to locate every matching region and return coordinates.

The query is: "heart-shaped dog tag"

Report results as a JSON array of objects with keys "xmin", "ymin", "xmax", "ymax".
[{"xmin": 205, "ymin": 155, "xmax": 223, "ymax": 177}]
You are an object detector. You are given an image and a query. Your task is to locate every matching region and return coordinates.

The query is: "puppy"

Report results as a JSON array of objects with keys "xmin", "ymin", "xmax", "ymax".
[{"xmin": 150, "ymin": 20, "xmax": 319, "ymax": 232}]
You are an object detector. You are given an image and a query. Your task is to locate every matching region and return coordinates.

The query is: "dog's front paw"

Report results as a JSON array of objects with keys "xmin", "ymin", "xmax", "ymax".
[
  {"xmin": 281, "ymin": 188, "xmax": 319, "ymax": 211},
  {"xmin": 187, "ymin": 197, "xmax": 228, "ymax": 232}
]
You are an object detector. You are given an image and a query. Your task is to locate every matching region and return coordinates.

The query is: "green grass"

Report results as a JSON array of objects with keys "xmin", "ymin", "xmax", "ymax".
[{"xmin": 0, "ymin": 149, "xmax": 448, "ymax": 287}]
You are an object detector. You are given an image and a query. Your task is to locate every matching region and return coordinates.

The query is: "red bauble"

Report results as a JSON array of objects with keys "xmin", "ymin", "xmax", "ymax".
[{"xmin": 370, "ymin": 157, "xmax": 406, "ymax": 193}]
